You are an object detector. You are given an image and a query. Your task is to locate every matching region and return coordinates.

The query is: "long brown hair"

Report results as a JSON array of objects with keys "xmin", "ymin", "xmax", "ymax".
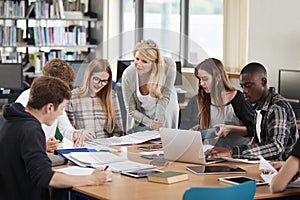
[
  {"xmin": 194, "ymin": 58, "xmax": 236, "ymax": 129},
  {"xmin": 75, "ymin": 59, "xmax": 115, "ymax": 130}
]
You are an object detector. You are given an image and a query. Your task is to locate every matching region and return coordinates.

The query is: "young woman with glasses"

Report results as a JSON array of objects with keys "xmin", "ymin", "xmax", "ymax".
[{"xmin": 65, "ymin": 58, "xmax": 124, "ymax": 139}]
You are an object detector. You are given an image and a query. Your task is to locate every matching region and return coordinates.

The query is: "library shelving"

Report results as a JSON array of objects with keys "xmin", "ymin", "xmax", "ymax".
[{"xmin": 0, "ymin": 0, "xmax": 102, "ymax": 73}]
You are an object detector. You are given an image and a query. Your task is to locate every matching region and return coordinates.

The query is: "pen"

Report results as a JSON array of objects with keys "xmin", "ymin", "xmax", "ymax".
[
  {"xmin": 99, "ymin": 149, "xmax": 111, "ymax": 152},
  {"xmin": 104, "ymin": 166, "xmax": 109, "ymax": 171}
]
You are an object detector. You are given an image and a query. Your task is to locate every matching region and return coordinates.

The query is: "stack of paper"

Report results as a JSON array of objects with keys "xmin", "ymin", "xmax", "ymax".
[
  {"xmin": 86, "ymin": 130, "xmax": 160, "ymax": 146},
  {"xmin": 65, "ymin": 151, "xmax": 156, "ymax": 173}
]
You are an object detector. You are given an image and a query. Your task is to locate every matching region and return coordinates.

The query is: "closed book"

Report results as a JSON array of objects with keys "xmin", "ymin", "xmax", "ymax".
[{"xmin": 147, "ymin": 171, "xmax": 188, "ymax": 184}]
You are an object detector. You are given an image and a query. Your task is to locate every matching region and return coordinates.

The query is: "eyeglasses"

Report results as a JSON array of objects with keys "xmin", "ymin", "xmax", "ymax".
[{"xmin": 92, "ymin": 77, "xmax": 109, "ymax": 85}]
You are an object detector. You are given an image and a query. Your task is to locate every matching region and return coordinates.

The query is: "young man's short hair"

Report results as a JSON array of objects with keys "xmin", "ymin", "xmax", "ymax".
[
  {"xmin": 42, "ymin": 58, "xmax": 75, "ymax": 85},
  {"xmin": 241, "ymin": 62, "xmax": 267, "ymax": 76},
  {"xmin": 27, "ymin": 76, "xmax": 72, "ymax": 110}
]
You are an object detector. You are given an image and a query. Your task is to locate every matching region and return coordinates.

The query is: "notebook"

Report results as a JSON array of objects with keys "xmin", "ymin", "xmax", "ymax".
[{"xmin": 160, "ymin": 128, "xmax": 224, "ymax": 165}]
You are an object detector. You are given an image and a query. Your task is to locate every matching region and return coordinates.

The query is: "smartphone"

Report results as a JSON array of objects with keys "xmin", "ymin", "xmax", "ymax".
[
  {"xmin": 218, "ymin": 176, "xmax": 268, "ymax": 186},
  {"xmin": 140, "ymin": 154, "xmax": 164, "ymax": 160},
  {"xmin": 138, "ymin": 145, "xmax": 162, "ymax": 151}
]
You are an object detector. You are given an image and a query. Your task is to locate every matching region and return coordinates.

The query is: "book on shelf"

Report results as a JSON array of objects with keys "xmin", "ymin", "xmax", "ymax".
[
  {"xmin": 147, "ymin": 171, "xmax": 189, "ymax": 184},
  {"xmin": 26, "ymin": 2, "xmax": 35, "ymax": 18},
  {"xmin": 57, "ymin": 0, "xmax": 65, "ymax": 19},
  {"xmin": 1, "ymin": 0, "xmax": 25, "ymax": 18}
]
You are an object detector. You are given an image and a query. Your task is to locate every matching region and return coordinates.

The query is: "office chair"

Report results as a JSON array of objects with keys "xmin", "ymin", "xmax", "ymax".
[
  {"xmin": 182, "ymin": 180, "xmax": 256, "ymax": 200},
  {"xmin": 179, "ymin": 95, "xmax": 199, "ymax": 129}
]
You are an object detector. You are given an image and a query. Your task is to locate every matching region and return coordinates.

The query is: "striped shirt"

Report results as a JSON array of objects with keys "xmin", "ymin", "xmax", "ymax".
[
  {"xmin": 232, "ymin": 87, "xmax": 298, "ymax": 161},
  {"xmin": 66, "ymin": 90, "xmax": 124, "ymax": 138}
]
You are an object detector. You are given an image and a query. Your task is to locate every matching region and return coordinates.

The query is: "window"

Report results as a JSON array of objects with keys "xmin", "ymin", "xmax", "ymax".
[
  {"xmin": 121, "ymin": 0, "xmax": 136, "ymax": 59},
  {"xmin": 189, "ymin": 0, "xmax": 223, "ymax": 63},
  {"xmin": 144, "ymin": 0, "xmax": 180, "ymax": 60},
  {"xmin": 120, "ymin": 0, "xmax": 223, "ymax": 65}
]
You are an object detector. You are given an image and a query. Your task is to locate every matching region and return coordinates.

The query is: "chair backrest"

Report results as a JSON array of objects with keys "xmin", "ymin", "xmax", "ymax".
[{"xmin": 182, "ymin": 181, "xmax": 256, "ymax": 200}]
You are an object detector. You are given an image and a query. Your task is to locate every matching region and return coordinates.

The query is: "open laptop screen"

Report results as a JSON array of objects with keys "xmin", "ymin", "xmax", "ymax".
[
  {"xmin": 160, "ymin": 128, "xmax": 206, "ymax": 164},
  {"xmin": 160, "ymin": 128, "xmax": 223, "ymax": 165}
]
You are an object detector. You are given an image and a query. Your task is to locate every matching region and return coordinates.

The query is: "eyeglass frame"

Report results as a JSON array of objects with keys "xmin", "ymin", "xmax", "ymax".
[{"xmin": 92, "ymin": 77, "xmax": 109, "ymax": 85}]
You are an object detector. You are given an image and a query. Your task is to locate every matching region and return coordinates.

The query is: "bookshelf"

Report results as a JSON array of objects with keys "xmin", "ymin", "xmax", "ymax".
[{"xmin": 0, "ymin": 0, "xmax": 102, "ymax": 73}]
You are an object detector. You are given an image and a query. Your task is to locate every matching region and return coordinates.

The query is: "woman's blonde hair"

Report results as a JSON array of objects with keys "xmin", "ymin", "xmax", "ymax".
[
  {"xmin": 194, "ymin": 58, "xmax": 236, "ymax": 129},
  {"xmin": 75, "ymin": 59, "xmax": 115, "ymax": 131},
  {"xmin": 133, "ymin": 39, "xmax": 166, "ymax": 98}
]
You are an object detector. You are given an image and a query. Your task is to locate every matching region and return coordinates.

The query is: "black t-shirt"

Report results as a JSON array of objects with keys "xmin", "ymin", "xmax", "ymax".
[{"xmin": 291, "ymin": 139, "xmax": 300, "ymax": 159}]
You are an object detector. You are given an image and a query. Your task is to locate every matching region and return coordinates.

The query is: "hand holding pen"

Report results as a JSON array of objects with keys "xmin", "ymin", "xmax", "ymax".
[{"xmin": 91, "ymin": 166, "xmax": 111, "ymax": 185}]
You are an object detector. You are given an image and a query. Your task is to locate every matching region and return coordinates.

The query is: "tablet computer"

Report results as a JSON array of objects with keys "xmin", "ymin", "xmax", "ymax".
[
  {"xmin": 186, "ymin": 165, "xmax": 246, "ymax": 175},
  {"xmin": 121, "ymin": 169, "xmax": 164, "ymax": 178},
  {"xmin": 218, "ymin": 176, "xmax": 268, "ymax": 186}
]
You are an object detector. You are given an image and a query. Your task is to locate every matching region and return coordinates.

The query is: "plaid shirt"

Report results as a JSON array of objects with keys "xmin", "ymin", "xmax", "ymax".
[
  {"xmin": 232, "ymin": 87, "xmax": 298, "ymax": 161},
  {"xmin": 66, "ymin": 90, "xmax": 124, "ymax": 138}
]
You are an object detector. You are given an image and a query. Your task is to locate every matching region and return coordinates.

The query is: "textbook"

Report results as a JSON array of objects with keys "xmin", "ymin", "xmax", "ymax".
[{"xmin": 147, "ymin": 171, "xmax": 189, "ymax": 184}]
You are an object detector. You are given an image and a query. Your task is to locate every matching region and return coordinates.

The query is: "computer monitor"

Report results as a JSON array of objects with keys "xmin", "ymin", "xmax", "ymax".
[
  {"xmin": 175, "ymin": 61, "xmax": 182, "ymax": 85},
  {"xmin": 0, "ymin": 63, "xmax": 23, "ymax": 89},
  {"xmin": 67, "ymin": 60, "xmax": 89, "ymax": 89},
  {"xmin": 116, "ymin": 60, "xmax": 133, "ymax": 83},
  {"xmin": 278, "ymin": 69, "xmax": 300, "ymax": 103},
  {"xmin": 116, "ymin": 60, "xmax": 182, "ymax": 85}
]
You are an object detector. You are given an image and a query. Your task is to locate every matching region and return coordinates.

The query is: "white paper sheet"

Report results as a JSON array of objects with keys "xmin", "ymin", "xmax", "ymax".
[
  {"xmin": 259, "ymin": 156, "xmax": 278, "ymax": 183},
  {"xmin": 86, "ymin": 130, "xmax": 160, "ymax": 146},
  {"xmin": 55, "ymin": 166, "xmax": 95, "ymax": 175}
]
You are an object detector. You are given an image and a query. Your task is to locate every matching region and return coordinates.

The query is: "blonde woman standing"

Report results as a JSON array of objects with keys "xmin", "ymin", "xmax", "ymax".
[
  {"xmin": 122, "ymin": 39, "xmax": 179, "ymax": 133},
  {"xmin": 66, "ymin": 59, "xmax": 124, "ymax": 138}
]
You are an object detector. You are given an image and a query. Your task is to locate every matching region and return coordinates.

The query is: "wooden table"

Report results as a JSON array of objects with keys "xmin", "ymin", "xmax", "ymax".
[{"xmin": 70, "ymin": 145, "xmax": 300, "ymax": 200}]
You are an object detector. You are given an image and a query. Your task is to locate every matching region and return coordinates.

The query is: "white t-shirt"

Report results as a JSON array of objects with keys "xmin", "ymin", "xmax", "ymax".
[
  {"xmin": 136, "ymin": 90, "xmax": 157, "ymax": 119},
  {"xmin": 256, "ymin": 110, "xmax": 262, "ymax": 142}
]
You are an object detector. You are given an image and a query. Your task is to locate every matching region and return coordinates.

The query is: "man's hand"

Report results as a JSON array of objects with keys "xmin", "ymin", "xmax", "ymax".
[
  {"xmin": 46, "ymin": 137, "xmax": 60, "ymax": 152},
  {"xmin": 90, "ymin": 167, "xmax": 112, "ymax": 185},
  {"xmin": 207, "ymin": 146, "xmax": 233, "ymax": 158},
  {"xmin": 270, "ymin": 161, "xmax": 285, "ymax": 171}
]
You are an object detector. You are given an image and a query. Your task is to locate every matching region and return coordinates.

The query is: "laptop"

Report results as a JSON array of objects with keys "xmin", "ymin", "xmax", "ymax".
[{"xmin": 160, "ymin": 128, "xmax": 224, "ymax": 165}]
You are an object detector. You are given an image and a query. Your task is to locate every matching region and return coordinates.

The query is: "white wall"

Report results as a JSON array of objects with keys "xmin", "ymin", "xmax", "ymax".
[{"xmin": 248, "ymin": 0, "xmax": 300, "ymax": 88}]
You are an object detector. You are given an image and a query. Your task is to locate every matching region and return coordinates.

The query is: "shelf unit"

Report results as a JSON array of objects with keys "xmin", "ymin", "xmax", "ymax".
[{"xmin": 0, "ymin": 0, "xmax": 102, "ymax": 73}]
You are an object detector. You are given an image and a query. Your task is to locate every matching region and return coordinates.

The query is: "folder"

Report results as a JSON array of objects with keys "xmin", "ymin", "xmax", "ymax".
[{"xmin": 54, "ymin": 148, "xmax": 98, "ymax": 161}]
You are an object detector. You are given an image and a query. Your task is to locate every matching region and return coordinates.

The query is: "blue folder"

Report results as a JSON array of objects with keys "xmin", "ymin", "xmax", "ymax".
[{"xmin": 54, "ymin": 148, "xmax": 98, "ymax": 160}]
